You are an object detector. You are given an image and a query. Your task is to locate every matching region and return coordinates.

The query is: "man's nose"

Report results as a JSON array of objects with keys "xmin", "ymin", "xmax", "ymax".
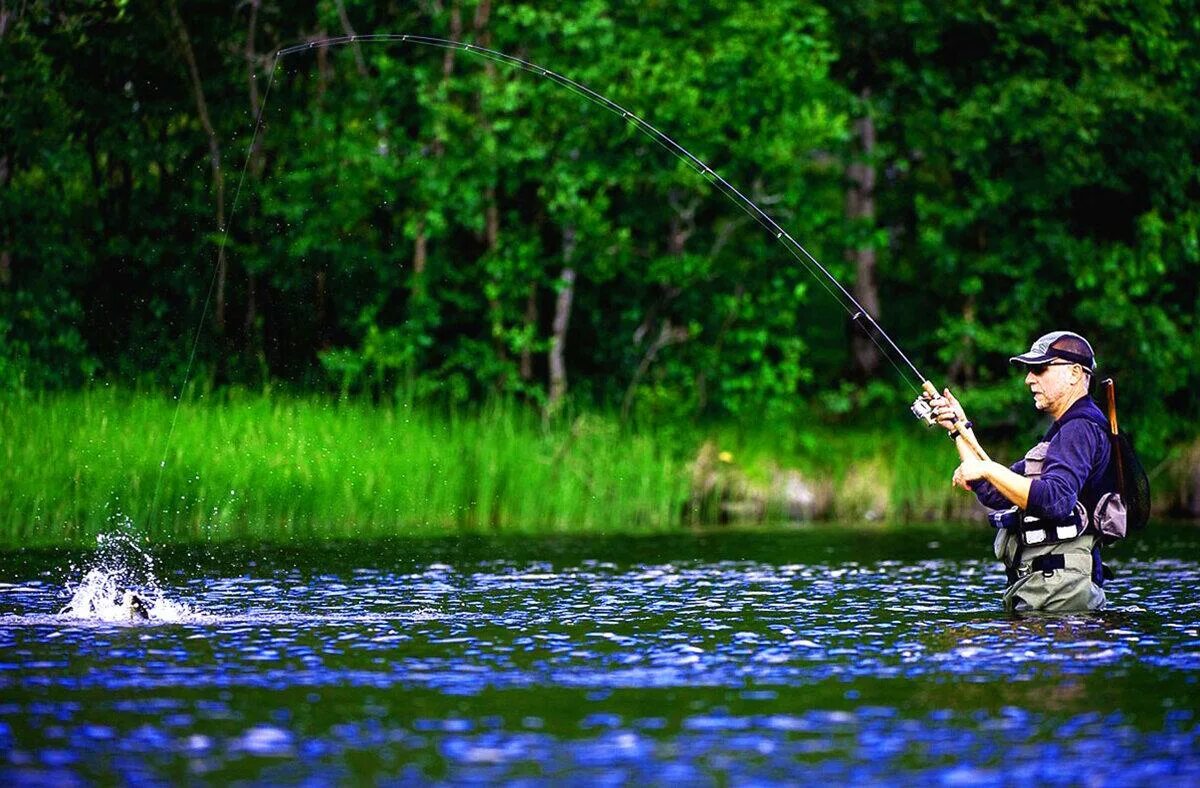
[{"xmin": 1025, "ymin": 370, "xmax": 1037, "ymax": 385}]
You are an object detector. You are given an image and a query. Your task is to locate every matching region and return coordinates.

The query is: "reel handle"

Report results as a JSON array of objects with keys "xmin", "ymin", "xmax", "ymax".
[{"xmin": 916, "ymin": 380, "xmax": 990, "ymax": 462}]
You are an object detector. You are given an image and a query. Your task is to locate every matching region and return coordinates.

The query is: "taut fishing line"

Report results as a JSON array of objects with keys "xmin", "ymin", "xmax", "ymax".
[
  {"xmin": 147, "ymin": 62, "xmax": 280, "ymax": 530},
  {"xmin": 150, "ymin": 33, "xmax": 935, "ymax": 527}
]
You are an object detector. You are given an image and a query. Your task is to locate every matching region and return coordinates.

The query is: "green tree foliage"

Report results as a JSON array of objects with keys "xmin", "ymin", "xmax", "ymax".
[
  {"xmin": 825, "ymin": 0, "xmax": 1200, "ymax": 453},
  {"xmin": 2, "ymin": 0, "xmax": 1197, "ymax": 454}
]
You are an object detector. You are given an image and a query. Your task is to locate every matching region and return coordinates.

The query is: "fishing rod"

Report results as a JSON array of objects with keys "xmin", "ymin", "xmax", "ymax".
[{"xmin": 167, "ymin": 33, "xmax": 987, "ymax": 470}]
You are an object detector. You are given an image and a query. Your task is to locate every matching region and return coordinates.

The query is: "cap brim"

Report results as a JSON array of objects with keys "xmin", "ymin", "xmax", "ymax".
[{"xmin": 1009, "ymin": 352, "xmax": 1055, "ymax": 366}]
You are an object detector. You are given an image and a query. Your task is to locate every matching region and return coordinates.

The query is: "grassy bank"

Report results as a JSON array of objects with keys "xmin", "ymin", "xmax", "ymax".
[
  {"xmin": 3, "ymin": 390, "xmax": 1190, "ymax": 548},
  {"xmin": 2, "ymin": 390, "xmax": 690, "ymax": 546}
]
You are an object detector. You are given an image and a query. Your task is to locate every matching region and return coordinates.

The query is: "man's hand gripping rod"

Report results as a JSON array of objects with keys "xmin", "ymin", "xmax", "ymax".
[{"xmin": 910, "ymin": 381, "xmax": 990, "ymax": 462}]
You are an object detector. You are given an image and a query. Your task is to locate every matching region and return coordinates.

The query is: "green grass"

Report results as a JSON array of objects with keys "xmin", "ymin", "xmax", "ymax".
[
  {"xmin": 2, "ymin": 389, "xmax": 1099, "ymax": 548},
  {"xmin": 1, "ymin": 390, "xmax": 688, "ymax": 546}
]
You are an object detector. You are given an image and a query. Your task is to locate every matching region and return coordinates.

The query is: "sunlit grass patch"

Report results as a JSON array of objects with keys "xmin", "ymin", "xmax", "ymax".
[{"xmin": 1, "ymin": 390, "xmax": 687, "ymax": 546}]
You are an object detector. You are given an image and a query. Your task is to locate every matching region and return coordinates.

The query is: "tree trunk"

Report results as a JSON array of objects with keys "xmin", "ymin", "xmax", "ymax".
[
  {"xmin": 473, "ymin": 0, "xmax": 492, "ymax": 33},
  {"xmin": 484, "ymin": 187, "xmax": 506, "ymax": 366},
  {"xmin": 315, "ymin": 38, "xmax": 331, "ymax": 99},
  {"xmin": 547, "ymin": 227, "xmax": 577, "ymax": 413},
  {"xmin": 622, "ymin": 321, "xmax": 690, "ymax": 422},
  {"xmin": 621, "ymin": 191, "xmax": 694, "ymax": 416},
  {"xmin": 315, "ymin": 269, "xmax": 329, "ymax": 351},
  {"xmin": 947, "ymin": 295, "xmax": 977, "ymax": 384},
  {"xmin": 333, "ymin": 0, "xmax": 368, "ymax": 76},
  {"xmin": 168, "ymin": 0, "xmax": 227, "ymax": 335},
  {"xmin": 243, "ymin": 0, "xmax": 264, "ymax": 365},
  {"xmin": 413, "ymin": 0, "xmax": 460, "ymax": 298},
  {"xmin": 847, "ymin": 91, "xmax": 881, "ymax": 377},
  {"xmin": 0, "ymin": 151, "xmax": 9, "ymax": 287},
  {"xmin": 473, "ymin": 1, "xmax": 508, "ymax": 383},
  {"xmin": 1, "ymin": 5, "xmax": 15, "ymax": 285},
  {"xmin": 443, "ymin": 2, "xmax": 461, "ymax": 79},
  {"xmin": 696, "ymin": 285, "xmax": 744, "ymax": 416},
  {"xmin": 520, "ymin": 284, "xmax": 537, "ymax": 382},
  {"xmin": 245, "ymin": 274, "xmax": 257, "ymax": 336},
  {"xmin": 244, "ymin": 0, "xmax": 261, "ymax": 118},
  {"xmin": 413, "ymin": 218, "xmax": 428, "ymax": 282},
  {"xmin": 1, "ymin": 0, "xmax": 11, "ymax": 287}
]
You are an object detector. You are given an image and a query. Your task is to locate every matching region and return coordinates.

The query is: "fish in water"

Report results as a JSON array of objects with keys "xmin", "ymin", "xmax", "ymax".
[
  {"xmin": 60, "ymin": 589, "xmax": 151, "ymax": 621},
  {"xmin": 122, "ymin": 591, "xmax": 151, "ymax": 621}
]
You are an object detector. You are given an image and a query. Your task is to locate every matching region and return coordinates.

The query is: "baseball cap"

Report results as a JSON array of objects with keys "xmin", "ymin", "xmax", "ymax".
[{"xmin": 1009, "ymin": 331, "xmax": 1096, "ymax": 372}]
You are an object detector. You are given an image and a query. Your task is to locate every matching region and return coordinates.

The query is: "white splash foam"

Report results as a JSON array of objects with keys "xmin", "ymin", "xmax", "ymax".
[{"xmin": 59, "ymin": 522, "xmax": 192, "ymax": 624}]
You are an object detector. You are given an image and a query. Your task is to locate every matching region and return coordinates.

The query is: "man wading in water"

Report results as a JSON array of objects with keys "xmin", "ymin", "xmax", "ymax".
[{"xmin": 928, "ymin": 331, "xmax": 1122, "ymax": 612}]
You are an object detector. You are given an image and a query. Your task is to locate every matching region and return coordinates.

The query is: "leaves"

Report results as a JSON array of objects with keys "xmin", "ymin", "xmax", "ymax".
[{"xmin": 2, "ymin": 0, "xmax": 1198, "ymax": 459}]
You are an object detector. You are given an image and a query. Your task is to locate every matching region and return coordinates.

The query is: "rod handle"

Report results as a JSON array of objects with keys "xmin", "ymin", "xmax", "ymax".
[
  {"xmin": 1101, "ymin": 378, "xmax": 1126, "ymax": 494},
  {"xmin": 1101, "ymin": 378, "xmax": 1120, "ymax": 435},
  {"xmin": 921, "ymin": 380, "xmax": 990, "ymax": 463}
]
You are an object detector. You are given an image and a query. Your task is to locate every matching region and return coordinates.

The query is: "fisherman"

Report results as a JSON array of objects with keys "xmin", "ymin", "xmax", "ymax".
[{"xmin": 928, "ymin": 331, "xmax": 1120, "ymax": 612}]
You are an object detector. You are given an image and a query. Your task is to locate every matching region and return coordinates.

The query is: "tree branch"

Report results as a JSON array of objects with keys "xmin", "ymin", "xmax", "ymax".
[
  {"xmin": 622, "ymin": 320, "xmax": 691, "ymax": 421},
  {"xmin": 168, "ymin": 0, "xmax": 227, "ymax": 333},
  {"xmin": 333, "ymin": 0, "xmax": 368, "ymax": 76},
  {"xmin": 547, "ymin": 227, "xmax": 577, "ymax": 414}
]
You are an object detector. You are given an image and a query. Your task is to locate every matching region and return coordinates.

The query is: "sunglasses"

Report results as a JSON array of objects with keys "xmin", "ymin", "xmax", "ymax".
[{"xmin": 1028, "ymin": 361, "xmax": 1078, "ymax": 375}]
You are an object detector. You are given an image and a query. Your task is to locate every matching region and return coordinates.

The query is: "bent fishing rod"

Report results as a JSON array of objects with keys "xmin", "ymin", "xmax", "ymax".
[{"xmin": 179, "ymin": 33, "xmax": 988, "ymax": 463}]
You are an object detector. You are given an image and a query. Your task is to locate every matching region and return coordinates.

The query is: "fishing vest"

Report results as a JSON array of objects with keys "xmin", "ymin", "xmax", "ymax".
[{"xmin": 988, "ymin": 402, "xmax": 1125, "ymax": 586}]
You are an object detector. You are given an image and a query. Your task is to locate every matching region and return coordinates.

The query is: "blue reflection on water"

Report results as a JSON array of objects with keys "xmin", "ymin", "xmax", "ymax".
[{"xmin": 1, "ymin": 538, "xmax": 1198, "ymax": 784}]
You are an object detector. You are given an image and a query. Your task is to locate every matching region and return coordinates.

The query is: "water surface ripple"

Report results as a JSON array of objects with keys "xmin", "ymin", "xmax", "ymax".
[{"xmin": 1, "ymin": 528, "xmax": 1197, "ymax": 784}]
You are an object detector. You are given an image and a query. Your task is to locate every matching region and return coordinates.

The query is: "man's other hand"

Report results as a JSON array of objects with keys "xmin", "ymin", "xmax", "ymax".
[{"xmin": 952, "ymin": 458, "xmax": 990, "ymax": 490}]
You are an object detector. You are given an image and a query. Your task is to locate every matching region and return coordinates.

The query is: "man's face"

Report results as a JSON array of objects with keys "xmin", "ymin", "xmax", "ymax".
[{"xmin": 1024, "ymin": 361, "xmax": 1082, "ymax": 411}]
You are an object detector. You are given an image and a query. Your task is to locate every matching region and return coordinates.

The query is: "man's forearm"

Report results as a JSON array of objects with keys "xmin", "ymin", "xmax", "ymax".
[{"xmin": 981, "ymin": 461, "xmax": 1032, "ymax": 509}]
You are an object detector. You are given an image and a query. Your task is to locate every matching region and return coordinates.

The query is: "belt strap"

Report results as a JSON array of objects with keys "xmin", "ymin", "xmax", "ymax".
[
  {"xmin": 1030, "ymin": 554, "xmax": 1065, "ymax": 572},
  {"xmin": 1026, "ymin": 553, "xmax": 1093, "ymax": 575}
]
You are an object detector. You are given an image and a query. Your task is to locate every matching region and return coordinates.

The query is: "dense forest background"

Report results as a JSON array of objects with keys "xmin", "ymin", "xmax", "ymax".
[{"xmin": 3, "ymin": 0, "xmax": 1198, "ymax": 457}]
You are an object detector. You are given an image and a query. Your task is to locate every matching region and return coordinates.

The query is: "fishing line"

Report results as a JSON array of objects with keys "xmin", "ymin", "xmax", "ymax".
[
  {"xmin": 148, "ymin": 58, "xmax": 281, "ymax": 531},
  {"xmin": 155, "ymin": 32, "xmax": 931, "ymax": 524},
  {"xmin": 277, "ymin": 35, "xmax": 926, "ymax": 390}
]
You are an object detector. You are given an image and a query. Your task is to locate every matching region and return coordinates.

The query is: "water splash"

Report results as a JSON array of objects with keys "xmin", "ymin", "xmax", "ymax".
[{"xmin": 59, "ymin": 520, "xmax": 190, "ymax": 623}]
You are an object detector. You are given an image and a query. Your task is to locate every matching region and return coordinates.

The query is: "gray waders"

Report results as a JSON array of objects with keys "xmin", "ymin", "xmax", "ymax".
[
  {"xmin": 991, "ymin": 441, "xmax": 1108, "ymax": 613},
  {"xmin": 994, "ymin": 530, "xmax": 1106, "ymax": 612}
]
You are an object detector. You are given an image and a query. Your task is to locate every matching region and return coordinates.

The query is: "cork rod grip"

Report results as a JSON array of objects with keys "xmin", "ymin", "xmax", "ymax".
[
  {"xmin": 1101, "ymin": 378, "xmax": 1125, "ymax": 494},
  {"xmin": 921, "ymin": 380, "xmax": 991, "ymax": 463},
  {"xmin": 1101, "ymin": 378, "xmax": 1120, "ymax": 435}
]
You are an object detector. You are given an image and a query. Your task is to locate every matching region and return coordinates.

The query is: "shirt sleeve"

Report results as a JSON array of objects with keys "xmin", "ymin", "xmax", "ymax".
[
  {"xmin": 969, "ymin": 459, "xmax": 1027, "ymax": 510},
  {"xmin": 1025, "ymin": 420, "xmax": 1108, "ymax": 519}
]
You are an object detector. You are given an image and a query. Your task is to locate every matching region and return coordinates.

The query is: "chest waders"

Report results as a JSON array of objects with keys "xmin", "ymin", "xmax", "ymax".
[{"xmin": 988, "ymin": 410, "xmax": 1125, "ymax": 613}]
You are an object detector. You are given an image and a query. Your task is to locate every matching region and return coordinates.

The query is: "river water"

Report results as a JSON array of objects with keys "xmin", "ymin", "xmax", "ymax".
[{"xmin": 1, "ymin": 525, "xmax": 1198, "ymax": 784}]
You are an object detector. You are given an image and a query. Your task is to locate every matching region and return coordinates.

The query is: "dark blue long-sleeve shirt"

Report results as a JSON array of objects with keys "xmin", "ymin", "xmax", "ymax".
[{"xmin": 971, "ymin": 396, "xmax": 1112, "ymax": 518}]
